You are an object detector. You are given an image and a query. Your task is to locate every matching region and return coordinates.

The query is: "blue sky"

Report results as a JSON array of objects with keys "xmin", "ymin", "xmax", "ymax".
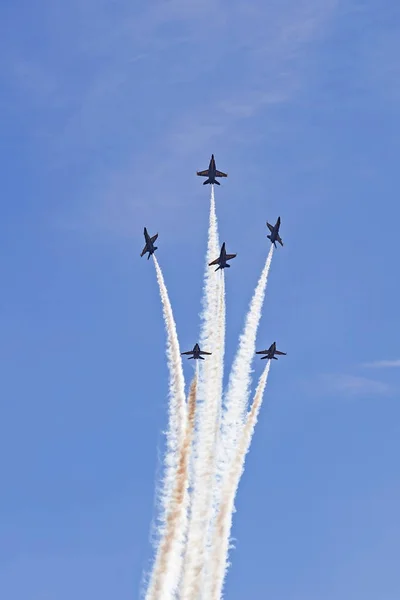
[{"xmin": 1, "ymin": 0, "xmax": 400, "ymax": 598}]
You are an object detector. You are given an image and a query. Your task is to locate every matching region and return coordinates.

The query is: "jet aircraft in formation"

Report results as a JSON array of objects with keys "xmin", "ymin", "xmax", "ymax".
[
  {"xmin": 140, "ymin": 227, "xmax": 158, "ymax": 259},
  {"xmin": 196, "ymin": 154, "xmax": 227, "ymax": 185},
  {"xmin": 181, "ymin": 343, "xmax": 212, "ymax": 360},
  {"xmin": 141, "ymin": 154, "xmax": 287, "ymax": 362},
  {"xmin": 256, "ymin": 342, "xmax": 286, "ymax": 360},
  {"xmin": 209, "ymin": 242, "xmax": 237, "ymax": 271},
  {"xmin": 266, "ymin": 216, "xmax": 283, "ymax": 248}
]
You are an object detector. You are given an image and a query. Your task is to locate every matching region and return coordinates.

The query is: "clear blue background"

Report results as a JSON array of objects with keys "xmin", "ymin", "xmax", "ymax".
[{"xmin": 1, "ymin": 1, "xmax": 399, "ymax": 598}]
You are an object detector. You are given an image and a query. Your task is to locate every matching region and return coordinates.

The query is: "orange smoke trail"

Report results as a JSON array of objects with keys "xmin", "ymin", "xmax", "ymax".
[
  {"xmin": 146, "ymin": 372, "xmax": 198, "ymax": 600},
  {"xmin": 145, "ymin": 256, "xmax": 187, "ymax": 600}
]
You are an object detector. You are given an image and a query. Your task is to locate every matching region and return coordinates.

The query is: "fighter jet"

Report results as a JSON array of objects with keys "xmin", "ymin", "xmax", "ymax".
[
  {"xmin": 209, "ymin": 242, "xmax": 237, "ymax": 271},
  {"xmin": 196, "ymin": 154, "xmax": 227, "ymax": 185},
  {"xmin": 256, "ymin": 342, "xmax": 286, "ymax": 360},
  {"xmin": 266, "ymin": 217, "xmax": 283, "ymax": 247},
  {"xmin": 140, "ymin": 227, "xmax": 158, "ymax": 259},
  {"xmin": 181, "ymin": 343, "xmax": 212, "ymax": 360}
]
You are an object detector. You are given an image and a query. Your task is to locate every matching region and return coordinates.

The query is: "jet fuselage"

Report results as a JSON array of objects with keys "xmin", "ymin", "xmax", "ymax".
[{"xmin": 141, "ymin": 227, "xmax": 158, "ymax": 259}]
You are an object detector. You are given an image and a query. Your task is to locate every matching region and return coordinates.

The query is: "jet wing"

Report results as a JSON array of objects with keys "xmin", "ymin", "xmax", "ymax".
[
  {"xmin": 275, "ymin": 350, "xmax": 286, "ymax": 355},
  {"xmin": 208, "ymin": 258, "xmax": 220, "ymax": 266},
  {"xmin": 199, "ymin": 351, "xmax": 212, "ymax": 355},
  {"xmin": 181, "ymin": 351, "xmax": 194, "ymax": 355},
  {"xmin": 150, "ymin": 233, "xmax": 158, "ymax": 243},
  {"xmin": 256, "ymin": 350, "xmax": 268, "ymax": 354},
  {"xmin": 277, "ymin": 235, "xmax": 283, "ymax": 246},
  {"xmin": 225, "ymin": 253, "xmax": 236, "ymax": 260},
  {"xmin": 266, "ymin": 222, "xmax": 274, "ymax": 232},
  {"xmin": 140, "ymin": 245, "xmax": 148, "ymax": 257},
  {"xmin": 197, "ymin": 170, "xmax": 209, "ymax": 177},
  {"xmin": 215, "ymin": 170, "xmax": 227, "ymax": 177}
]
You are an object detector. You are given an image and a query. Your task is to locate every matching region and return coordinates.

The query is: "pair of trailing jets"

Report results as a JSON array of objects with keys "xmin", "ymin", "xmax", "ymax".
[
  {"xmin": 181, "ymin": 341, "xmax": 286, "ymax": 361},
  {"xmin": 140, "ymin": 153, "xmax": 286, "ymax": 361},
  {"xmin": 140, "ymin": 229, "xmax": 237, "ymax": 271}
]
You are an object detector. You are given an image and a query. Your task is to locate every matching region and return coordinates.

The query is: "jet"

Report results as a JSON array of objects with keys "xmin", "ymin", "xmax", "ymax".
[
  {"xmin": 209, "ymin": 242, "xmax": 237, "ymax": 271},
  {"xmin": 181, "ymin": 343, "xmax": 212, "ymax": 360},
  {"xmin": 266, "ymin": 216, "xmax": 283, "ymax": 247},
  {"xmin": 196, "ymin": 154, "xmax": 228, "ymax": 185},
  {"xmin": 140, "ymin": 227, "xmax": 158, "ymax": 259},
  {"xmin": 256, "ymin": 342, "xmax": 286, "ymax": 360}
]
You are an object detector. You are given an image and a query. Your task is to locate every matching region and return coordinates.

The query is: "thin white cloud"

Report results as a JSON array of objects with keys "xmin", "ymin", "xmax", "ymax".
[
  {"xmin": 318, "ymin": 374, "xmax": 392, "ymax": 397},
  {"xmin": 78, "ymin": 0, "xmax": 339, "ymax": 234},
  {"xmin": 363, "ymin": 360, "xmax": 400, "ymax": 369},
  {"xmin": 3, "ymin": 0, "xmax": 339, "ymax": 235}
]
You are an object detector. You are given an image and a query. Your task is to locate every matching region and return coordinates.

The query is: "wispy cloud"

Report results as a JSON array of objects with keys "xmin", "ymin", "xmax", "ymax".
[
  {"xmin": 363, "ymin": 359, "xmax": 400, "ymax": 369},
  {"xmin": 79, "ymin": 0, "xmax": 339, "ymax": 234},
  {"xmin": 317, "ymin": 374, "xmax": 392, "ymax": 398},
  {"xmin": 3, "ymin": 0, "xmax": 339, "ymax": 236}
]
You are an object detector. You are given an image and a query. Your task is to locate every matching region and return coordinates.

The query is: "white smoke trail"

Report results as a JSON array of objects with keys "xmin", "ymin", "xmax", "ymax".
[
  {"xmin": 220, "ymin": 245, "xmax": 274, "ymax": 469},
  {"xmin": 212, "ymin": 274, "xmax": 226, "ymax": 469},
  {"xmin": 180, "ymin": 186, "xmax": 225, "ymax": 599},
  {"xmin": 145, "ymin": 256, "xmax": 187, "ymax": 600},
  {"xmin": 202, "ymin": 246, "xmax": 274, "ymax": 597},
  {"xmin": 146, "ymin": 370, "xmax": 198, "ymax": 600},
  {"xmin": 210, "ymin": 362, "xmax": 271, "ymax": 600},
  {"xmin": 204, "ymin": 274, "xmax": 226, "ymax": 544}
]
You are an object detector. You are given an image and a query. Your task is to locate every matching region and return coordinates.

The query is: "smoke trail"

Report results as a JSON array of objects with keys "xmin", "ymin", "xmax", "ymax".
[
  {"xmin": 203, "ymin": 274, "xmax": 226, "ymax": 564},
  {"xmin": 221, "ymin": 245, "xmax": 274, "ymax": 467},
  {"xmin": 145, "ymin": 256, "xmax": 187, "ymax": 600},
  {"xmin": 210, "ymin": 362, "xmax": 271, "ymax": 600},
  {"xmin": 180, "ymin": 186, "xmax": 225, "ymax": 599},
  {"xmin": 146, "ymin": 371, "xmax": 198, "ymax": 600},
  {"xmin": 203, "ymin": 246, "xmax": 274, "ymax": 597}
]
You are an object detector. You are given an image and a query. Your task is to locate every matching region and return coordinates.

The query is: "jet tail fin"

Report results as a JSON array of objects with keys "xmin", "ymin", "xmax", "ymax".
[
  {"xmin": 146, "ymin": 245, "xmax": 157, "ymax": 258},
  {"xmin": 198, "ymin": 355, "xmax": 205, "ymax": 360},
  {"xmin": 203, "ymin": 179, "xmax": 211, "ymax": 185}
]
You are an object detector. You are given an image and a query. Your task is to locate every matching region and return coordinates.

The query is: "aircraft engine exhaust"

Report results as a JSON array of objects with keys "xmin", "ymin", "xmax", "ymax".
[{"xmin": 144, "ymin": 180, "xmax": 281, "ymax": 600}]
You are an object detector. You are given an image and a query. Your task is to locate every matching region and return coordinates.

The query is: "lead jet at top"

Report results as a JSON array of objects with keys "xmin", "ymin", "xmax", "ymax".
[
  {"xmin": 256, "ymin": 341, "xmax": 286, "ymax": 360},
  {"xmin": 266, "ymin": 216, "xmax": 283, "ymax": 248},
  {"xmin": 196, "ymin": 154, "xmax": 227, "ymax": 185},
  {"xmin": 181, "ymin": 343, "xmax": 212, "ymax": 360},
  {"xmin": 140, "ymin": 227, "xmax": 158, "ymax": 259},
  {"xmin": 209, "ymin": 242, "xmax": 236, "ymax": 271}
]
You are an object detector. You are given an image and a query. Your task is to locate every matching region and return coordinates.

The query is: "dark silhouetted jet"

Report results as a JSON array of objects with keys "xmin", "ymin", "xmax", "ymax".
[
  {"xmin": 181, "ymin": 343, "xmax": 212, "ymax": 360},
  {"xmin": 140, "ymin": 227, "xmax": 158, "ymax": 259},
  {"xmin": 256, "ymin": 342, "xmax": 286, "ymax": 360},
  {"xmin": 196, "ymin": 154, "xmax": 227, "ymax": 185},
  {"xmin": 266, "ymin": 217, "xmax": 283, "ymax": 247},
  {"xmin": 209, "ymin": 242, "xmax": 236, "ymax": 271}
]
